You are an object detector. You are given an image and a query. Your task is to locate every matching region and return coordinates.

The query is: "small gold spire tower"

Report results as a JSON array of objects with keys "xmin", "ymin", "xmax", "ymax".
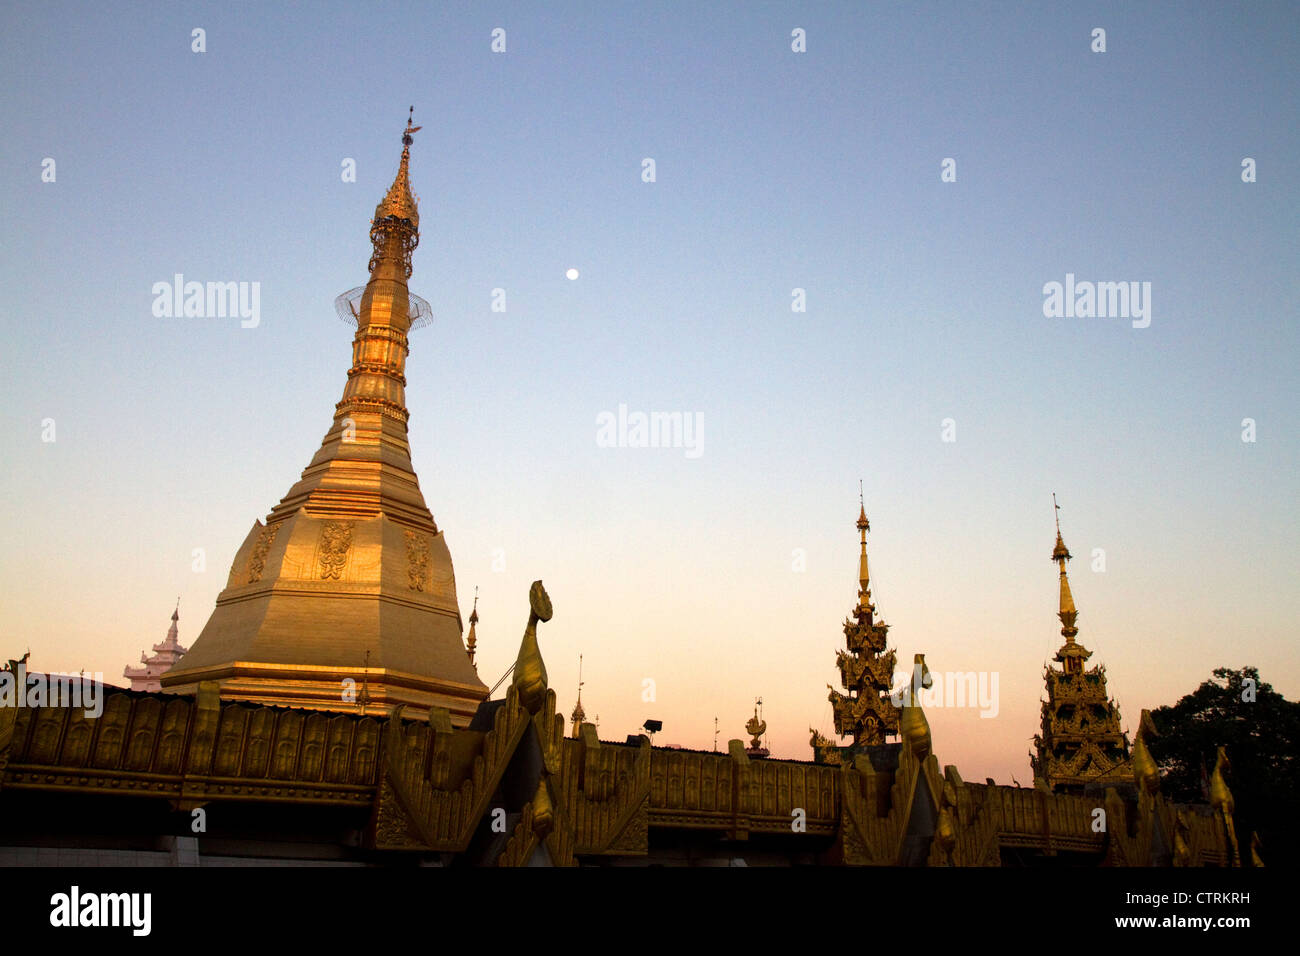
[
  {"xmin": 162, "ymin": 112, "xmax": 488, "ymax": 721},
  {"xmin": 820, "ymin": 489, "xmax": 899, "ymax": 760},
  {"xmin": 745, "ymin": 698, "xmax": 769, "ymax": 757},
  {"xmin": 1031, "ymin": 497, "xmax": 1131, "ymax": 792},
  {"xmin": 466, "ymin": 587, "xmax": 479, "ymax": 670},
  {"xmin": 570, "ymin": 654, "xmax": 586, "ymax": 738}
]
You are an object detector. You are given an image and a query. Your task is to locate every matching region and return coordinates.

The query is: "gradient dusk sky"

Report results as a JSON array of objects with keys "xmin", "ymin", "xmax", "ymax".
[{"xmin": 2, "ymin": 2, "xmax": 1296, "ymax": 783}]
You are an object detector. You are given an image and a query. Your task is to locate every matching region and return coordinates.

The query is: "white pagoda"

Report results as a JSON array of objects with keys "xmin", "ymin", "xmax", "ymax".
[{"xmin": 123, "ymin": 604, "xmax": 188, "ymax": 692}]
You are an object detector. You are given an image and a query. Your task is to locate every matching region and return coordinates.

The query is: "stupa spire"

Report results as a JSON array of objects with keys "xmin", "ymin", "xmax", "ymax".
[
  {"xmin": 373, "ymin": 107, "xmax": 421, "ymax": 230},
  {"xmin": 570, "ymin": 654, "xmax": 586, "ymax": 738},
  {"xmin": 1031, "ymin": 498, "xmax": 1131, "ymax": 792},
  {"xmin": 856, "ymin": 480, "xmax": 872, "ymax": 617},
  {"xmin": 161, "ymin": 114, "xmax": 488, "ymax": 721},
  {"xmin": 819, "ymin": 494, "xmax": 899, "ymax": 762},
  {"xmin": 368, "ymin": 107, "xmax": 422, "ymax": 279}
]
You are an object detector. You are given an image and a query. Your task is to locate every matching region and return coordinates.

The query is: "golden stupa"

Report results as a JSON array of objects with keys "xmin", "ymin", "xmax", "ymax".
[
  {"xmin": 0, "ymin": 117, "xmax": 1256, "ymax": 869},
  {"xmin": 162, "ymin": 112, "xmax": 488, "ymax": 722}
]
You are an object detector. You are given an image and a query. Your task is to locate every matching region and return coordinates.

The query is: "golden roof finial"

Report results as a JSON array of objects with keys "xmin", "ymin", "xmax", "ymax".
[
  {"xmin": 366, "ymin": 107, "xmax": 422, "ymax": 278},
  {"xmin": 1052, "ymin": 494, "xmax": 1078, "ymax": 642},
  {"xmin": 856, "ymin": 486, "xmax": 872, "ymax": 613},
  {"xmin": 374, "ymin": 106, "xmax": 421, "ymax": 228},
  {"xmin": 466, "ymin": 586, "xmax": 479, "ymax": 669},
  {"xmin": 745, "ymin": 697, "xmax": 767, "ymax": 753},
  {"xmin": 570, "ymin": 654, "xmax": 586, "ymax": 736}
]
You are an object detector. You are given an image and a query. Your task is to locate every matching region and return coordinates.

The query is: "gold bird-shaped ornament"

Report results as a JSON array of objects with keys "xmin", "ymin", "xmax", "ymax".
[
  {"xmin": 899, "ymin": 654, "xmax": 933, "ymax": 761},
  {"xmin": 1209, "ymin": 746, "xmax": 1241, "ymax": 866},
  {"xmin": 512, "ymin": 580, "xmax": 553, "ymax": 713},
  {"xmin": 1131, "ymin": 710, "xmax": 1160, "ymax": 796}
]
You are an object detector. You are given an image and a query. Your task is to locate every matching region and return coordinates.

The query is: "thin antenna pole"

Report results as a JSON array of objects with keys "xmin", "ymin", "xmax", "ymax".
[
  {"xmin": 359, "ymin": 649, "xmax": 371, "ymax": 716},
  {"xmin": 488, "ymin": 662, "xmax": 515, "ymax": 697}
]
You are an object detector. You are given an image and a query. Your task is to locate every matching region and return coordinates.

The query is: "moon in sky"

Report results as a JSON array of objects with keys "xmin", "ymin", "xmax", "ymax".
[{"xmin": 565, "ymin": 268, "xmax": 579, "ymax": 280}]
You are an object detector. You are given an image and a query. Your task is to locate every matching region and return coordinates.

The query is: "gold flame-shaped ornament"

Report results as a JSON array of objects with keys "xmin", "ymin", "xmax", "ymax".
[
  {"xmin": 1131, "ymin": 710, "xmax": 1160, "ymax": 797},
  {"xmin": 531, "ymin": 776, "xmax": 555, "ymax": 839},
  {"xmin": 935, "ymin": 778, "xmax": 958, "ymax": 863}
]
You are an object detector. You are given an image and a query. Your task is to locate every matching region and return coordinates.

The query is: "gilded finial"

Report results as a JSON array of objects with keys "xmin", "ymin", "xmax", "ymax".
[
  {"xmin": 402, "ymin": 105, "xmax": 421, "ymax": 146},
  {"xmin": 466, "ymin": 586, "xmax": 479, "ymax": 669},
  {"xmin": 369, "ymin": 108, "xmax": 421, "ymax": 277},
  {"xmin": 374, "ymin": 109, "xmax": 420, "ymax": 227},
  {"xmin": 856, "ymin": 491, "xmax": 872, "ymax": 614},
  {"xmin": 511, "ymin": 580, "xmax": 552, "ymax": 713},
  {"xmin": 1051, "ymin": 495, "xmax": 1079, "ymax": 645},
  {"xmin": 570, "ymin": 653, "xmax": 586, "ymax": 737},
  {"xmin": 1052, "ymin": 493, "xmax": 1071, "ymax": 561},
  {"xmin": 745, "ymin": 698, "xmax": 767, "ymax": 753}
]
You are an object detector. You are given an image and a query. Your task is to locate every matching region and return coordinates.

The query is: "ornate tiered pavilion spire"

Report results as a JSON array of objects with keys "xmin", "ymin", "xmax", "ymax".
[
  {"xmin": 817, "ymin": 492, "xmax": 899, "ymax": 761},
  {"xmin": 161, "ymin": 113, "xmax": 487, "ymax": 721},
  {"xmin": 123, "ymin": 602, "xmax": 189, "ymax": 692},
  {"xmin": 1031, "ymin": 498, "xmax": 1131, "ymax": 793}
]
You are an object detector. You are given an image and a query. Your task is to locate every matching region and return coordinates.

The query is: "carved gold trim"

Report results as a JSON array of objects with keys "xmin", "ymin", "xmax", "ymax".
[{"xmin": 318, "ymin": 520, "xmax": 354, "ymax": 580}]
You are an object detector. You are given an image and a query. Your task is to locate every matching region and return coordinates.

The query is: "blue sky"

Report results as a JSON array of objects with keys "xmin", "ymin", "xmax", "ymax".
[{"xmin": 2, "ymin": 1, "xmax": 1296, "ymax": 779}]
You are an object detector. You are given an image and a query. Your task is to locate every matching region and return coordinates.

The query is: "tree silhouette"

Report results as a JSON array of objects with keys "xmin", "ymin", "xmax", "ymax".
[{"xmin": 1149, "ymin": 666, "xmax": 1298, "ymax": 866}]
